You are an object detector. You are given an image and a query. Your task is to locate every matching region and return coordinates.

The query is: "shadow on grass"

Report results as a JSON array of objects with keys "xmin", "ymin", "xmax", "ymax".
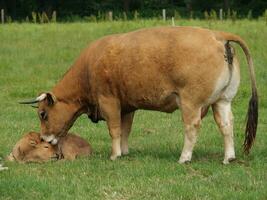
[{"xmin": 100, "ymin": 145, "xmax": 257, "ymax": 166}]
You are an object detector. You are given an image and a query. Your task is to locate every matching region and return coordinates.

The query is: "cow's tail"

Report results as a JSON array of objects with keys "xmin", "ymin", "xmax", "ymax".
[{"xmin": 215, "ymin": 31, "xmax": 258, "ymax": 154}]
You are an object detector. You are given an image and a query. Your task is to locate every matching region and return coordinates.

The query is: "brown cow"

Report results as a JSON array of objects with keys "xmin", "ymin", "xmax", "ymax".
[
  {"xmin": 6, "ymin": 132, "xmax": 92, "ymax": 163},
  {"xmin": 20, "ymin": 27, "xmax": 258, "ymax": 164}
]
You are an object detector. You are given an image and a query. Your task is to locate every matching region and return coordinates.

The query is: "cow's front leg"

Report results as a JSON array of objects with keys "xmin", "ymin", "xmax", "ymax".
[
  {"xmin": 99, "ymin": 95, "xmax": 122, "ymax": 160},
  {"xmin": 109, "ymin": 123, "xmax": 122, "ymax": 160},
  {"xmin": 121, "ymin": 112, "xmax": 135, "ymax": 155}
]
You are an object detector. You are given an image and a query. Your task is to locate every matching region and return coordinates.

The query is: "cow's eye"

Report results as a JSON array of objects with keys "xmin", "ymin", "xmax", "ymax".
[
  {"xmin": 44, "ymin": 146, "xmax": 49, "ymax": 149},
  {"xmin": 39, "ymin": 110, "xmax": 48, "ymax": 120}
]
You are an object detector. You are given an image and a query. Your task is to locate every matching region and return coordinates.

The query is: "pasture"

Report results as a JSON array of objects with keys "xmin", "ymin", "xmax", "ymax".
[{"xmin": 0, "ymin": 20, "xmax": 266, "ymax": 199}]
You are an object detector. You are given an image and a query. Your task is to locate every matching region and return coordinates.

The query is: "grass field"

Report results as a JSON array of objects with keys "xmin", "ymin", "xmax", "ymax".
[{"xmin": 0, "ymin": 20, "xmax": 267, "ymax": 200}]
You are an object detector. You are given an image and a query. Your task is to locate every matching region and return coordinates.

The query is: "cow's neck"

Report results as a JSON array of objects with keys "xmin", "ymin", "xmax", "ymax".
[{"xmin": 52, "ymin": 62, "xmax": 90, "ymax": 114}]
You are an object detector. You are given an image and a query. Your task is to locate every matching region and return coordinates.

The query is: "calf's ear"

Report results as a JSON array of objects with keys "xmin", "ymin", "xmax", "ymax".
[{"xmin": 29, "ymin": 140, "xmax": 37, "ymax": 147}]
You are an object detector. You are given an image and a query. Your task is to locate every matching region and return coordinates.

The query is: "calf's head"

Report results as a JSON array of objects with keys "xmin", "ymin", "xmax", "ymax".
[
  {"xmin": 7, "ymin": 132, "xmax": 41, "ymax": 162},
  {"xmin": 23, "ymin": 141, "xmax": 58, "ymax": 163},
  {"xmin": 7, "ymin": 132, "xmax": 58, "ymax": 163}
]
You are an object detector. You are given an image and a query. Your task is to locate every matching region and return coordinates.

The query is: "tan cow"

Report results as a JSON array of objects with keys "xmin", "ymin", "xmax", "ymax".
[
  {"xmin": 20, "ymin": 27, "xmax": 258, "ymax": 164},
  {"xmin": 6, "ymin": 132, "xmax": 92, "ymax": 163}
]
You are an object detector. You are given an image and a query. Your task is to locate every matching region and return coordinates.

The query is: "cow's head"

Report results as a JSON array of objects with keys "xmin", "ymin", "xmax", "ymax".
[{"xmin": 20, "ymin": 92, "xmax": 81, "ymax": 144}]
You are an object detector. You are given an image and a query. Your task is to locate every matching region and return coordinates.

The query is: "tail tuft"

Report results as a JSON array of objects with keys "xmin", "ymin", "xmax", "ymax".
[{"xmin": 244, "ymin": 91, "xmax": 258, "ymax": 154}]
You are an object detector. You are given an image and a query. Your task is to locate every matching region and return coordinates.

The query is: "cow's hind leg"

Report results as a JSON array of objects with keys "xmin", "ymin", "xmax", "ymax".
[
  {"xmin": 121, "ymin": 112, "xmax": 135, "ymax": 155},
  {"xmin": 179, "ymin": 104, "xmax": 201, "ymax": 164},
  {"xmin": 212, "ymin": 100, "xmax": 235, "ymax": 164}
]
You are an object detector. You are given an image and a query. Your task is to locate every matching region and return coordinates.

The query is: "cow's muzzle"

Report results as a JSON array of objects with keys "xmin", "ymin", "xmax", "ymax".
[{"xmin": 41, "ymin": 134, "xmax": 58, "ymax": 145}]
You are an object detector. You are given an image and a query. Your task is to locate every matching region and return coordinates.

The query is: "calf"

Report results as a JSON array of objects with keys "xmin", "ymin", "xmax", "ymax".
[{"xmin": 6, "ymin": 132, "xmax": 92, "ymax": 163}]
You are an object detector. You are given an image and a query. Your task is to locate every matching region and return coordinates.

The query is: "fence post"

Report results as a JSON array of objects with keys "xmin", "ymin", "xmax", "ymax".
[
  {"xmin": 1, "ymin": 9, "xmax": 4, "ymax": 24},
  {"xmin": 162, "ymin": 9, "xmax": 166, "ymax": 21},
  {"xmin": 108, "ymin": 11, "xmax": 113, "ymax": 21},
  {"xmin": 171, "ymin": 17, "xmax": 175, "ymax": 26},
  {"xmin": 123, "ymin": 12, "xmax": 127, "ymax": 21},
  {"xmin": 134, "ymin": 10, "xmax": 138, "ymax": 20},
  {"xmin": 52, "ymin": 11, "xmax": 57, "ymax": 23},
  {"xmin": 219, "ymin": 9, "xmax": 223, "ymax": 20}
]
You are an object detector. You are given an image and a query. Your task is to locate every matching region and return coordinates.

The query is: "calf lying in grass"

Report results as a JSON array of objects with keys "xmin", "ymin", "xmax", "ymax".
[{"xmin": 6, "ymin": 132, "xmax": 92, "ymax": 163}]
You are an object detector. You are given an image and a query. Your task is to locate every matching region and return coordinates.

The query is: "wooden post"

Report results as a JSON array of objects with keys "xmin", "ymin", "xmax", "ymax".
[
  {"xmin": 108, "ymin": 11, "xmax": 113, "ymax": 21},
  {"xmin": 162, "ymin": 9, "xmax": 166, "ymax": 21},
  {"xmin": 123, "ymin": 12, "xmax": 127, "ymax": 21},
  {"xmin": 52, "ymin": 11, "xmax": 57, "ymax": 23},
  {"xmin": 1, "ymin": 9, "xmax": 4, "ymax": 24},
  {"xmin": 134, "ymin": 10, "xmax": 138, "ymax": 20},
  {"xmin": 171, "ymin": 17, "xmax": 175, "ymax": 26},
  {"xmin": 219, "ymin": 9, "xmax": 223, "ymax": 20}
]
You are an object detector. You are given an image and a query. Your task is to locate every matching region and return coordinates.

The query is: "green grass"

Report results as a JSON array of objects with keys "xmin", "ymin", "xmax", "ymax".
[{"xmin": 0, "ymin": 20, "xmax": 267, "ymax": 200}]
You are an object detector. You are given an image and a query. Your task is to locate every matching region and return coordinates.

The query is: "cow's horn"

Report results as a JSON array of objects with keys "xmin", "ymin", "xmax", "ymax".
[
  {"xmin": 31, "ymin": 105, "xmax": 39, "ymax": 108},
  {"xmin": 36, "ymin": 93, "xmax": 47, "ymax": 101},
  {"xmin": 19, "ymin": 93, "xmax": 47, "ymax": 104}
]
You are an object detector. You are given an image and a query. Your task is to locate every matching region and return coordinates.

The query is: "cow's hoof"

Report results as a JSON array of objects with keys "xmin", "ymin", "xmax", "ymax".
[
  {"xmin": 110, "ymin": 155, "xmax": 117, "ymax": 161},
  {"xmin": 178, "ymin": 158, "xmax": 191, "ymax": 164},
  {"xmin": 121, "ymin": 149, "xmax": 129, "ymax": 156},
  {"xmin": 110, "ymin": 154, "xmax": 121, "ymax": 161},
  {"xmin": 222, "ymin": 157, "xmax": 236, "ymax": 165}
]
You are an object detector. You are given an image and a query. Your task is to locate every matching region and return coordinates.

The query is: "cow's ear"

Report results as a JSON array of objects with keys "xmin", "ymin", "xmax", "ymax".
[{"xmin": 46, "ymin": 92, "xmax": 57, "ymax": 106}]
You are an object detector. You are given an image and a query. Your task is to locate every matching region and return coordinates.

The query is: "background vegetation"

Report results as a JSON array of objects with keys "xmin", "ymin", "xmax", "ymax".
[
  {"xmin": 0, "ymin": 19, "xmax": 266, "ymax": 199},
  {"xmin": 0, "ymin": 0, "xmax": 267, "ymax": 22}
]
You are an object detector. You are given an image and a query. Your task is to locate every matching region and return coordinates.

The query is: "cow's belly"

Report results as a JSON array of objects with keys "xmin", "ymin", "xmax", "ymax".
[
  {"xmin": 142, "ymin": 92, "xmax": 180, "ymax": 113},
  {"xmin": 124, "ymin": 89, "xmax": 180, "ymax": 113}
]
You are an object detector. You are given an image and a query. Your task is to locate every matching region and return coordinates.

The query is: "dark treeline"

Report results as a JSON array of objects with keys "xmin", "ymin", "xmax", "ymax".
[{"xmin": 0, "ymin": 0, "xmax": 266, "ymax": 21}]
